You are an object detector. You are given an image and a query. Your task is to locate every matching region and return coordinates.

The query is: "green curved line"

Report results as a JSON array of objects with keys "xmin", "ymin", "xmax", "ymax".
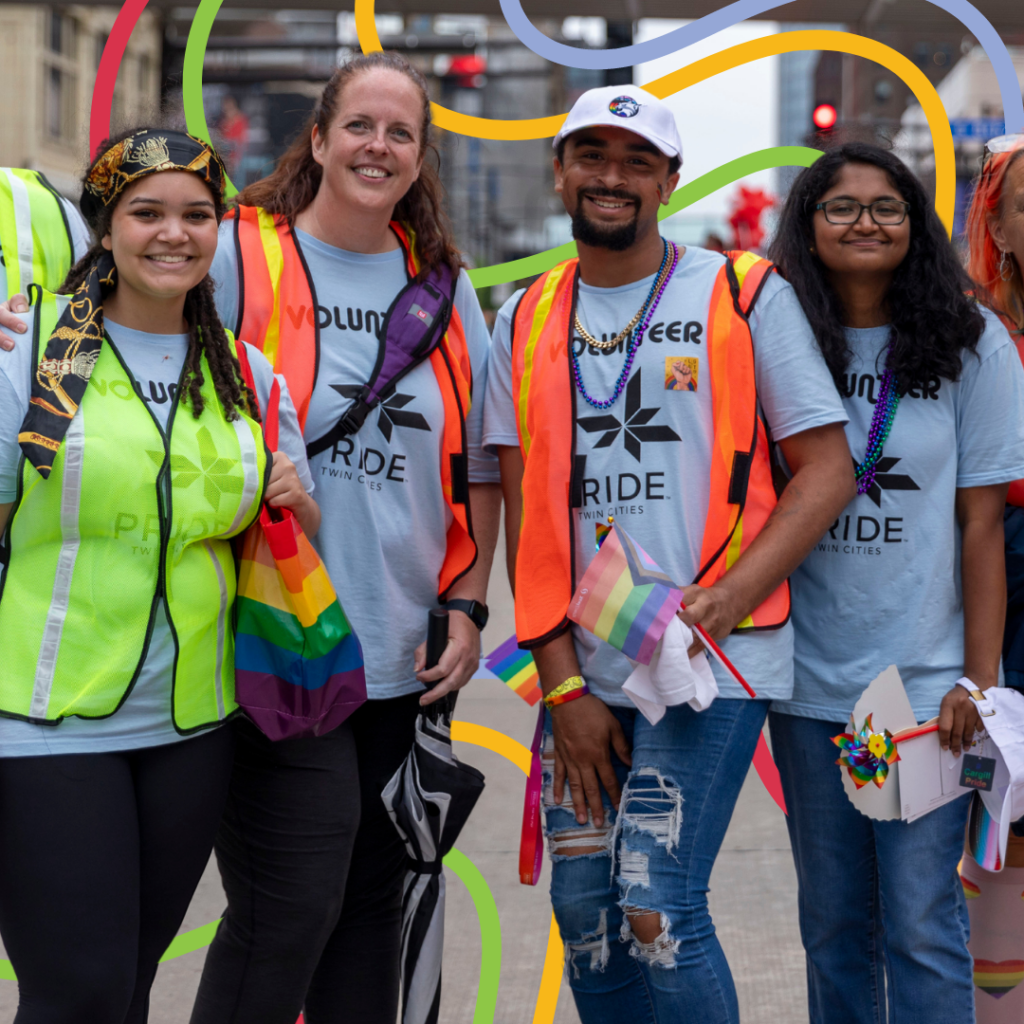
[
  {"xmin": 159, "ymin": 918, "xmax": 222, "ymax": 962},
  {"xmin": 0, "ymin": 917, "xmax": 224, "ymax": 981},
  {"xmin": 444, "ymin": 847, "xmax": 502, "ymax": 1024},
  {"xmin": 183, "ymin": 0, "xmax": 238, "ymax": 198},
  {"xmin": 467, "ymin": 145, "xmax": 823, "ymax": 289},
  {"xmin": 0, "ymin": 854, "xmax": 502, "ymax": 1023}
]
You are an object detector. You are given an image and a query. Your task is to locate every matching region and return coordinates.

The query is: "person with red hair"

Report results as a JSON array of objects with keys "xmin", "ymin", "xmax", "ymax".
[{"xmin": 961, "ymin": 132, "xmax": 1024, "ymax": 1024}]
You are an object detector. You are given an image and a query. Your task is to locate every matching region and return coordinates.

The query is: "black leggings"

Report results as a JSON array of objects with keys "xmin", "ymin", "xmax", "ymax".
[
  {"xmin": 0, "ymin": 727, "xmax": 235, "ymax": 1024},
  {"xmin": 190, "ymin": 693, "xmax": 420, "ymax": 1024}
]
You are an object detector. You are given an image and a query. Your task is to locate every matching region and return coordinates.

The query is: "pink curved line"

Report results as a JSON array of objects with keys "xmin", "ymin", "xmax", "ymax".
[
  {"xmin": 90, "ymin": 0, "xmax": 151, "ymax": 158},
  {"xmin": 752, "ymin": 733, "xmax": 787, "ymax": 815}
]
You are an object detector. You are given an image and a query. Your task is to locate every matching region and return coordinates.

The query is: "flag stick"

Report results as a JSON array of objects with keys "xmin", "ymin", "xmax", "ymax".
[{"xmin": 680, "ymin": 604, "xmax": 758, "ymax": 699}]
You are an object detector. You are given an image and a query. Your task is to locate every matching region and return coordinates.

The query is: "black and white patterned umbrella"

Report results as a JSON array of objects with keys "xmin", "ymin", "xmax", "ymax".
[{"xmin": 382, "ymin": 692, "xmax": 485, "ymax": 1024}]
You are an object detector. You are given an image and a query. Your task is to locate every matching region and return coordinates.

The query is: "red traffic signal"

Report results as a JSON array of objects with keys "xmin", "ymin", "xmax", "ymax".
[{"xmin": 813, "ymin": 103, "xmax": 838, "ymax": 130}]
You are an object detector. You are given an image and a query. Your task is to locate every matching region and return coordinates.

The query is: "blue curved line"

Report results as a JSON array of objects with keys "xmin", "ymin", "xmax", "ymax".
[{"xmin": 498, "ymin": 0, "xmax": 1024, "ymax": 133}]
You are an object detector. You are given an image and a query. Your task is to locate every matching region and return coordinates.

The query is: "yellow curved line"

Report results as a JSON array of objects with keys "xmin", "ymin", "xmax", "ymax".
[
  {"xmin": 451, "ymin": 720, "xmax": 532, "ymax": 775},
  {"xmin": 532, "ymin": 913, "xmax": 564, "ymax": 1024},
  {"xmin": 450, "ymin": 718, "xmax": 561, "ymax": 1023},
  {"xmin": 355, "ymin": 14, "xmax": 953, "ymax": 230},
  {"xmin": 645, "ymin": 31, "xmax": 954, "ymax": 232}
]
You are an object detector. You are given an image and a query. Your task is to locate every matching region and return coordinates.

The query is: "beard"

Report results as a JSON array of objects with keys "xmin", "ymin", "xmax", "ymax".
[{"xmin": 570, "ymin": 187, "xmax": 642, "ymax": 251}]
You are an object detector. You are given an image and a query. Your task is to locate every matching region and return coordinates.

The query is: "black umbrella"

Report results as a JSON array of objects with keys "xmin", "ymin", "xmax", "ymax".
[{"xmin": 382, "ymin": 614, "xmax": 486, "ymax": 1024}]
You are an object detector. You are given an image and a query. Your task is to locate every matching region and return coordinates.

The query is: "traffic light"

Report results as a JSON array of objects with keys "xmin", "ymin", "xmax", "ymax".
[{"xmin": 813, "ymin": 103, "xmax": 838, "ymax": 131}]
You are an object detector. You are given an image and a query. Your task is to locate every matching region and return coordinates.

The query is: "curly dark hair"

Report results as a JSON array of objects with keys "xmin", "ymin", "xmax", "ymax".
[
  {"xmin": 767, "ymin": 142, "xmax": 985, "ymax": 394},
  {"xmin": 66, "ymin": 126, "xmax": 257, "ymax": 421}
]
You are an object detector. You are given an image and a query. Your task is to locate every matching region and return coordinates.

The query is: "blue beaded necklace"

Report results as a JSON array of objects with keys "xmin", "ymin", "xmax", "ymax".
[{"xmin": 571, "ymin": 241, "xmax": 679, "ymax": 410}]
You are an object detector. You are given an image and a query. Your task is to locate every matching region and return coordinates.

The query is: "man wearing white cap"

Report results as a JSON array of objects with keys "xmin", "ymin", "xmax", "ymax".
[{"xmin": 483, "ymin": 85, "xmax": 853, "ymax": 1021}]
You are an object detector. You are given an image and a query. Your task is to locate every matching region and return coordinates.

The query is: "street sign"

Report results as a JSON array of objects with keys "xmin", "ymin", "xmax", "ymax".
[{"xmin": 949, "ymin": 118, "xmax": 1006, "ymax": 139}]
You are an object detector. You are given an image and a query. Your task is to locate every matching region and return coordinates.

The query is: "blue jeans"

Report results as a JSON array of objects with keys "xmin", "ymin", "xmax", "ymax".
[
  {"xmin": 543, "ymin": 698, "xmax": 770, "ymax": 1024},
  {"xmin": 768, "ymin": 710, "xmax": 974, "ymax": 1024}
]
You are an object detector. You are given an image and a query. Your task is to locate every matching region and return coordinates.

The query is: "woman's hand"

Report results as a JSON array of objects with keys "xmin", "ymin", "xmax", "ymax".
[
  {"xmin": 266, "ymin": 451, "xmax": 321, "ymax": 537},
  {"xmin": 938, "ymin": 684, "xmax": 986, "ymax": 757},
  {"xmin": 414, "ymin": 610, "xmax": 480, "ymax": 706},
  {"xmin": 0, "ymin": 295, "xmax": 29, "ymax": 352}
]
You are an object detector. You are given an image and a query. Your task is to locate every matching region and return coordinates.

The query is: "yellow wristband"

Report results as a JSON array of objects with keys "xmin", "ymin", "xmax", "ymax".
[{"xmin": 544, "ymin": 675, "xmax": 586, "ymax": 709}]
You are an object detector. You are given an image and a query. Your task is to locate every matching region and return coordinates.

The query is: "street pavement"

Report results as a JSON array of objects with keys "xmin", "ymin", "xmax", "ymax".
[{"xmin": 0, "ymin": 536, "xmax": 809, "ymax": 1022}]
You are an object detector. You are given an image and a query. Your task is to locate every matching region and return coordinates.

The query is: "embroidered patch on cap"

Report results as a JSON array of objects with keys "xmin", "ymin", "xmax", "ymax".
[{"xmin": 608, "ymin": 96, "xmax": 641, "ymax": 118}]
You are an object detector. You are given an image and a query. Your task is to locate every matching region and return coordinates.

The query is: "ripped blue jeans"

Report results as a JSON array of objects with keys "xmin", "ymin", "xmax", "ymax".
[{"xmin": 543, "ymin": 698, "xmax": 769, "ymax": 1024}]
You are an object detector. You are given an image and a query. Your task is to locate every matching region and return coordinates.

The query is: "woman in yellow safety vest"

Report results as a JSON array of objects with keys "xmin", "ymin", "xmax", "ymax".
[
  {"xmin": 187, "ymin": 51, "xmax": 501, "ymax": 1024},
  {"xmin": 0, "ymin": 127, "xmax": 314, "ymax": 1023}
]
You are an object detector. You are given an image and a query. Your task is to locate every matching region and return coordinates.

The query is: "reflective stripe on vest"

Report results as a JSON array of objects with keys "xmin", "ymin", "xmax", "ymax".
[
  {"xmin": 0, "ymin": 169, "xmax": 74, "ymax": 298},
  {"xmin": 511, "ymin": 250, "xmax": 789, "ymax": 648},
  {"xmin": 227, "ymin": 206, "xmax": 477, "ymax": 597},
  {"xmin": 0, "ymin": 290, "xmax": 267, "ymax": 729}
]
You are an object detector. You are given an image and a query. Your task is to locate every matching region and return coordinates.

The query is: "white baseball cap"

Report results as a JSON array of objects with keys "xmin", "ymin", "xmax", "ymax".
[{"xmin": 553, "ymin": 85, "xmax": 683, "ymax": 163}]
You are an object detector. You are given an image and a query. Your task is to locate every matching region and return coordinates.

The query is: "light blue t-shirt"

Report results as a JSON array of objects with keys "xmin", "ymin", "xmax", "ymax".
[
  {"xmin": 774, "ymin": 311, "xmax": 1024, "ymax": 725},
  {"xmin": 0, "ymin": 314, "xmax": 311, "ymax": 756},
  {"xmin": 211, "ymin": 222, "xmax": 500, "ymax": 699},
  {"xmin": 483, "ymin": 246, "xmax": 849, "ymax": 705}
]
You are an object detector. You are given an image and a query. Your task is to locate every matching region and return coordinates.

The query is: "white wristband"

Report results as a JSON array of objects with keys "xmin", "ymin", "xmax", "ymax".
[{"xmin": 955, "ymin": 676, "xmax": 976, "ymax": 695}]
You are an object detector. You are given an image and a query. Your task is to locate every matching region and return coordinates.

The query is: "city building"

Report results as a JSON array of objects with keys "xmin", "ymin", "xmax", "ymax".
[{"xmin": 0, "ymin": 4, "xmax": 162, "ymax": 196}]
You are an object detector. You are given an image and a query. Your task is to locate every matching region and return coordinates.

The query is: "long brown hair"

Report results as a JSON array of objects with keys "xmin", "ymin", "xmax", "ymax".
[
  {"xmin": 235, "ymin": 51, "xmax": 463, "ymax": 276},
  {"xmin": 68, "ymin": 127, "xmax": 257, "ymax": 421}
]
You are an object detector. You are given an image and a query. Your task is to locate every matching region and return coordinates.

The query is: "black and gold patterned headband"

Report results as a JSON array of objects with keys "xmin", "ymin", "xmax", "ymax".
[
  {"xmin": 79, "ymin": 129, "xmax": 227, "ymax": 224},
  {"xmin": 20, "ymin": 131, "xmax": 226, "ymax": 477}
]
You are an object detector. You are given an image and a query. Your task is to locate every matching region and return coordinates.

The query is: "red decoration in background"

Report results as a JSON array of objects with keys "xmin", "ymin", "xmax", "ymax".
[{"xmin": 728, "ymin": 185, "xmax": 775, "ymax": 253}]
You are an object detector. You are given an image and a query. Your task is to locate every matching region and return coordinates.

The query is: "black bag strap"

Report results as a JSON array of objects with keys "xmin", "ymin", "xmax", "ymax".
[{"xmin": 306, "ymin": 236, "xmax": 457, "ymax": 459}]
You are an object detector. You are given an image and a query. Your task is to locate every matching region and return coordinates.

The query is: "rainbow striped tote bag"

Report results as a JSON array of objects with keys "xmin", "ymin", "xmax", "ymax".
[{"xmin": 233, "ymin": 349, "xmax": 366, "ymax": 740}]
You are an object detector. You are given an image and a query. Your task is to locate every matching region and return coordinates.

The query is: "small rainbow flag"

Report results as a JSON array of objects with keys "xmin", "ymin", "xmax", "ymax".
[
  {"xmin": 974, "ymin": 959, "xmax": 1024, "ymax": 998},
  {"xmin": 485, "ymin": 635, "xmax": 541, "ymax": 705},
  {"xmin": 568, "ymin": 521, "xmax": 682, "ymax": 665},
  {"xmin": 235, "ymin": 507, "xmax": 366, "ymax": 740}
]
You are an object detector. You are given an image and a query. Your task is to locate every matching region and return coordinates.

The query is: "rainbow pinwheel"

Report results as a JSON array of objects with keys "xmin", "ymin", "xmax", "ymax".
[{"xmin": 833, "ymin": 714, "xmax": 900, "ymax": 790}]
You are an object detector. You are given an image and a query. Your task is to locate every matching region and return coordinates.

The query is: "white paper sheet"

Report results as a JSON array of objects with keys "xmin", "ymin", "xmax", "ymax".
[
  {"xmin": 838, "ymin": 665, "xmax": 917, "ymax": 821},
  {"xmin": 897, "ymin": 720, "xmax": 985, "ymax": 823}
]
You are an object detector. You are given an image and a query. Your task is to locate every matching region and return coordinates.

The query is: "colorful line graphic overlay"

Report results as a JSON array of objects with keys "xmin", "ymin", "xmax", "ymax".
[
  {"xmin": 356, "ymin": 5, "xmax": 955, "ymax": 161},
  {"xmin": 495, "ymin": 0, "xmax": 1024, "ymax": 136},
  {"xmin": 183, "ymin": 0, "xmax": 239, "ymax": 196},
  {"xmin": 443, "ymin": 850, "xmax": 503, "ymax": 1024},
  {"xmin": 89, "ymin": 0, "xmax": 151, "ymax": 158},
  {"xmin": 450, "ymin": 721, "xmax": 562, "ymax": 1024},
  {"xmin": 178, "ymin": 7, "xmax": 955, "ymax": 232}
]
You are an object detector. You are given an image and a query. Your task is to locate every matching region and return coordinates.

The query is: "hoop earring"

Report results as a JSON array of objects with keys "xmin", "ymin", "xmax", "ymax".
[{"xmin": 1000, "ymin": 250, "xmax": 1014, "ymax": 282}]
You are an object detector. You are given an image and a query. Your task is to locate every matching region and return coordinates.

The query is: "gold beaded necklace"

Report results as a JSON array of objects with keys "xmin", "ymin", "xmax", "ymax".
[{"xmin": 573, "ymin": 254, "xmax": 676, "ymax": 351}]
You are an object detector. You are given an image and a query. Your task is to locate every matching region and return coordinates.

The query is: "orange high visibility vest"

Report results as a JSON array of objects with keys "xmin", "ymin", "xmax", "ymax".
[
  {"xmin": 510, "ymin": 250, "xmax": 790, "ymax": 648},
  {"xmin": 226, "ymin": 206, "xmax": 477, "ymax": 597}
]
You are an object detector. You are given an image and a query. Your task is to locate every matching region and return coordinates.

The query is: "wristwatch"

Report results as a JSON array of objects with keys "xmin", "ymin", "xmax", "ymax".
[{"xmin": 443, "ymin": 599, "xmax": 489, "ymax": 630}]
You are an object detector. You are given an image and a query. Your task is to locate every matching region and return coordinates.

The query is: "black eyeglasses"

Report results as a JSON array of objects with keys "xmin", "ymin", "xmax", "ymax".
[{"xmin": 815, "ymin": 199, "xmax": 910, "ymax": 225}]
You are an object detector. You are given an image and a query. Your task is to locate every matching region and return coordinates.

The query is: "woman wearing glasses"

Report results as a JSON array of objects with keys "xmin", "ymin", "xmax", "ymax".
[
  {"xmin": 767, "ymin": 142, "xmax": 1024, "ymax": 1024},
  {"xmin": 960, "ymin": 133, "xmax": 1024, "ymax": 1024}
]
